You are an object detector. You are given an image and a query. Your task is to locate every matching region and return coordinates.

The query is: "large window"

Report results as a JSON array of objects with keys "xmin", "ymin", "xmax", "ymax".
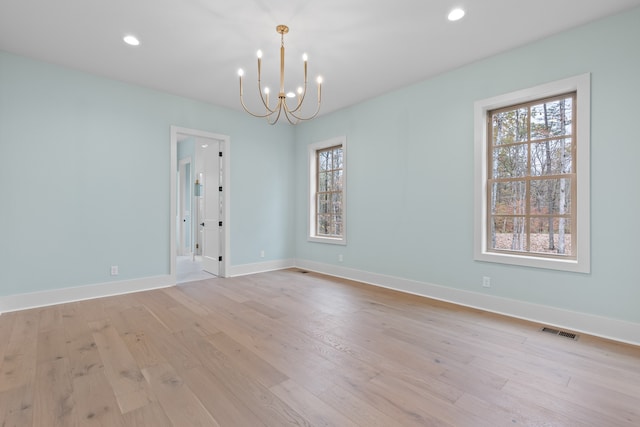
[
  {"xmin": 489, "ymin": 93, "xmax": 575, "ymax": 256},
  {"xmin": 308, "ymin": 137, "xmax": 346, "ymax": 244},
  {"xmin": 474, "ymin": 75, "xmax": 590, "ymax": 273}
]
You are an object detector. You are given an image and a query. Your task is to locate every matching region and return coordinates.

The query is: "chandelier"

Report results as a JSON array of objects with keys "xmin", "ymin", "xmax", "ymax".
[{"xmin": 238, "ymin": 25, "xmax": 322, "ymax": 125}]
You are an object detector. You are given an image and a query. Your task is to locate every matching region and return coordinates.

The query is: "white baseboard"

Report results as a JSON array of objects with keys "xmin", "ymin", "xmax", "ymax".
[
  {"xmin": 0, "ymin": 275, "xmax": 175, "ymax": 314},
  {"xmin": 295, "ymin": 259, "xmax": 640, "ymax": 347},
  {"xmin": 2, "ymin": 259, "xmax": 637, "ymax": 347},
  {"xmin": 0, "ymin": 257, "xmax": 296, "ymax": 313},
  {"xmin": 228, "ymin": 259, "xmax": 296, "ymax": 277}
]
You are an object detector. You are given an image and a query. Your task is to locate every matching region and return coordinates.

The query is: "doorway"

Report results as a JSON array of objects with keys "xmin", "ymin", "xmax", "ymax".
[{"xmin": 171, "ymin": 126, "xmax": 230, "ymax": 283}]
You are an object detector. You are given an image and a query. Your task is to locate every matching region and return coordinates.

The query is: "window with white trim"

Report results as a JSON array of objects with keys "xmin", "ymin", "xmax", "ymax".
[
  {"xmin": 308, "ymin": 137, "xmax": 346, "ymax": 244},
  {"xmin": 474, "ymin": 75, "xmax": 590, "ymax": 273}
]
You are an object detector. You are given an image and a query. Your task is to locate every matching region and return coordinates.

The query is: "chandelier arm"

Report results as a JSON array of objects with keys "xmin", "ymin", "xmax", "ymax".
[
  {"xmin": 281, "ymin": 103, "xmax": 300, "ymax": 125},
  {"xmin": 287, "ymin": 82, "xmax": 308, "ymax": 114},
  {"xmin": 283, "ymin": 84, "xmax": 322, "ymax": 122},
  {"xmin": 288, "ymin": 57, "xmax": 310, "ymax": 113},
  {"xmin": 239, "ymin": 93, "xmax": 275, "ymax": 118},
  {"xmin": 239, "ymin": 76, "xmax": 277, "ymax": 118},
  {"xmin": 266, "ymin": 99, "xmax": 284, "ymax": 125},
  {"xmin": 256, "ymin": 78, "xmax": 276, "ymax": 114}
]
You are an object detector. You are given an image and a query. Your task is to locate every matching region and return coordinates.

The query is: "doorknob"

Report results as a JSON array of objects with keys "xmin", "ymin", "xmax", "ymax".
[{"xmin": 200, "ymin": 222, "xmax": 205, "ymax": 227}]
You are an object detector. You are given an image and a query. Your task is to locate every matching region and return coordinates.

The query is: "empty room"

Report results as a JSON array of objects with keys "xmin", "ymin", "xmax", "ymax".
[{"xmin": 1, "ymin": 1, "xmax": 639, "ymax": 426}]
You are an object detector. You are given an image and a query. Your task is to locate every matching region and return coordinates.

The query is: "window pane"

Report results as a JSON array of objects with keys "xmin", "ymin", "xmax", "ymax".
[
  {"xmin": 317, "ymin": 193, "xmax": 329, "ymax": 214},
  {"xmin": 319, "ymin": 150, "xmax": 331, "ymax": 171},
  {"xmin": 493, "ymin": 145, "xmax": 528, "ymax": 178},
  {"xmin": 334, "ymin": 222, "xmax": 343, "ymax": 236},
  {"xmin": 332, "ymin": 148, "xmax": 343, "ymax": 169},
  {"xmin": 490, "ymin": 216, "xmax": 527, "ymax": 252},
  {"xmin": 318, "ymin": 172, "xmax": 330, "ymax": 192},
  {"xmin": 331, "ymin": 191, "xmax": 341, "ymax": 204},
  {"xmin": 529, "ymin": 218, "xmax": 572, "ymax": 256},
  {"xmin": 491, "ymin": 181, "xmax": 526, "ymax": 215},
  {"xmin": 531, "ymin": 98, "xmax": 573, "ymax": 140},
  {"xmin": 530, "ymin": 139, "xmax": 572, "ymax": 176},
  {"xmin": 492, "ymin": 108, "xmax": 528, "ymax": 145},
  {"xmin": 317, "ymin": 214, "xmax": 329, "ymax": 235},
  {"xmin": 530, "ymin": 178, "xmax": 572, "ymax": 215},
  {"xmin": 332, "ymin": 170, "xmax": 343, "ymax": 191}
]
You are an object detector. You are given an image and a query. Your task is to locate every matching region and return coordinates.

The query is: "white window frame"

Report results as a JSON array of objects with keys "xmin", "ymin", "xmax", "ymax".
[
  {"xmin": 308, "ymin": 136, "xmax": 347, "ymax": 245},
  {"xmin": 474, "ymin": 74, "xmax": 590, "ymax": 273}
]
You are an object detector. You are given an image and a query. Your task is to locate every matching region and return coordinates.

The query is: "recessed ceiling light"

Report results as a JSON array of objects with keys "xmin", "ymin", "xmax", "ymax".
[
  {"xmin": 123, "ymin": 35, "xmax": 140, "ymax": 46},
  {"xmin": 448, "ymin": 8, "xmax": 465, "ymax": 21}
]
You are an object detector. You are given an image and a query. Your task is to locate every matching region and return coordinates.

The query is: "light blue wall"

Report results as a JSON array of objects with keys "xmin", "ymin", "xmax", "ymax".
[
  {"xmin": 0, "ymin": 51, "xmax": 295, "ymax": 295},
  {"xmin": 1, "ymin": 8, "xmax": 639, "ymax": 327},
  {"xmin": 177, "ymin": 137, "xmax": 196, "ymax": 163},
  {"xmin": 294, "ymin": 8, "xmax": 640, "ymax": 324}
]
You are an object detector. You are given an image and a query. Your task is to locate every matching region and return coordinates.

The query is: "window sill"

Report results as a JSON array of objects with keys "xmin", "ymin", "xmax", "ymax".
[
  {"xmin": 308, "ymin": 236, "xmax": 347, "ymax": 246},
  {"xmin": 474, "ymin": 250, "xmax": 589, "ymax": 273}
]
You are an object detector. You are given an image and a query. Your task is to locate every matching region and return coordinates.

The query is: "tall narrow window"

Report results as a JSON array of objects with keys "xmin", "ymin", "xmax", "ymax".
[
  {"xmin": 309, "ymin": 137, "xmax": 346, "ymax": 244},
  {"xmin": 474, "ymin": 74, "xmax": 590, "ymax": 273},
  {"xmin": 488, "ymin": 93, "xmax": 575, "ymax": 258}
]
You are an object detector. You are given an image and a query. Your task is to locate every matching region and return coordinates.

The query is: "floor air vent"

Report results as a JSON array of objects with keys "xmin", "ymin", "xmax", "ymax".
[{"xmin": 541, "ymin": 327, "xmax": 579, "ymax": 340}]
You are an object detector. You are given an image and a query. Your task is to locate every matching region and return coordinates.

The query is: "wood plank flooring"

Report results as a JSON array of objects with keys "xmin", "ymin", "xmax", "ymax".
[{"xmin": 1, "ymin": 269, "xmax": 639, "ymax": 426}]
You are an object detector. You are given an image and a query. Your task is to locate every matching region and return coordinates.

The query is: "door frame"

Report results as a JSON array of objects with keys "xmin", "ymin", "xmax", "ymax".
[{"xmin": 170, "ymin": 126, "xmax": 230, "ymax": 279}]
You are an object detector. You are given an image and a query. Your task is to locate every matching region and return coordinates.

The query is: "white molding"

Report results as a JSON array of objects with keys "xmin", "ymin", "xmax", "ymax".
[
  {"xmin": 295, "ymin": 259, "xmax": 640, "ymax": 347},
  {"xmin": 473, "ymin": 73, "xmax": 591, "ymax": 273},
  {"xmin": 307, "ymin": 136, "xmax": 347, "ymax": 245},
  {"xmin": 2, "ymin": 258, "xmax": 637, "ymax": 347},
  {"xmin": 171, "ymin": 126, "xmax": 231, "ymax": 278},
  {"xmin": 228, "ymin": 259, "xmax": 296, "ymax": 277},
  {"xmin": 0, "ymin": 275, "xmax": 175, "ymax": 313}
]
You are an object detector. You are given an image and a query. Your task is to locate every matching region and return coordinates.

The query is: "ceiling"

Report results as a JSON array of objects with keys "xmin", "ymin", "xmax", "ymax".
[{"xmin": 2, "ymin": 0, "xmax": 640, "ymax": 118}]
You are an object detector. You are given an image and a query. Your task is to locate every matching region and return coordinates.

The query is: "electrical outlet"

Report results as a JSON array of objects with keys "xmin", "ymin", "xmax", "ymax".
[
  {"xmin": 338, "ymin": 254, "xmax": 343, "ymax": 262},
  {"xmin": 111, "ymin": 265, "xmax": 119, "ymax": 276},
  {"xmin": 482, "ymin": 276, "xmax": 491, "ymax": 288},
  {"xmin": 260, "ymin": 250, "xmax": 265, "ymax": 258}
]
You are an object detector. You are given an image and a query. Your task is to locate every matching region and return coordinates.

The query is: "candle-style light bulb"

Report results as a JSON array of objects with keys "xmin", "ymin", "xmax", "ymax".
[
  {"xmin": 238, "ymin": 69, "xmax": 244, "ymax": 96},
  {"xmin": 302, "ymin": 53, "xmax": 308, "ymax": 82},
  {"xmin": 256, "ymin": 50, "xmax": 262, "ymax": 78}
]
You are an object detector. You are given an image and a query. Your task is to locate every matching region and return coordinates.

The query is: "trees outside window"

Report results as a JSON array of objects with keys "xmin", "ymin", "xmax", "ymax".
[
  {"xmin": 474, "ymin": 75, "xmax": 590, "ymax": 273},
  {"xmin": 308, "ymin": 137, "xmax": 347, "ymax": 245},
  {"xmin": 315, "ymin": 145, "xmax": 344, "ymax": 237},
  {"xmin": 489, "ymin": 93, "xmax": 575, "ymax": 257}
]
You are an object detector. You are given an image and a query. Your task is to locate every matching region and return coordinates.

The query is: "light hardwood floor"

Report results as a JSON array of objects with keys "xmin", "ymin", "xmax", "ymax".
[{"xmin": 1, "ymin": 269, "xmax": 639, "ymax": 426}]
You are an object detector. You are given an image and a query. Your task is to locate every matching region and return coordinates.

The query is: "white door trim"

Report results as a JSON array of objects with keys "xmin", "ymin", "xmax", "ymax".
[{"xmin": 170, "ymin": 126, "xmax": 230, "ymax": 279}]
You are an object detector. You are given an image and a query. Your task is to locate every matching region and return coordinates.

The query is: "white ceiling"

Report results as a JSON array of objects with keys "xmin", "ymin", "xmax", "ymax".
[{"xmin": 2, "ymin": 0, "xmax": 639, "ymax": 117}]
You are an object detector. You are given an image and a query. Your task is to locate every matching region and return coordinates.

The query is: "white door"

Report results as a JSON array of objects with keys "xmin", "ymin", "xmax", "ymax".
[{"xmin": 200, "ymin": 140, "xmax": 221, "ymax": 275}]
